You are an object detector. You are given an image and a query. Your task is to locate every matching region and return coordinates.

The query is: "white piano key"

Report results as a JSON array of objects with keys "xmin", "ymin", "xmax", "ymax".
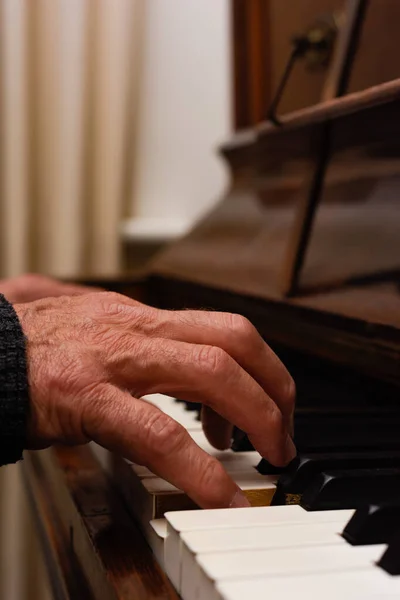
[
  {"xmin": 117, "ymin": 392, "xmax": 272, "ymax": 534},
  {"xmin": 164, "ymin": 506, "xmax": 354, "ymax": 592},
  {"xmin": 180, "ymin": 520, "xmax": 348, "ymax": 600},
  {"xmin": 182, "ymin": 518, "xmax": 348, "ymax": 555},
  {"xmin": 164, "ymin": 409, "xmax": 202, "ymax": 431},
  {"xmin": 143, "ymin": 393, "xmax": 187, "ymax": 415},
  {"xmin": 187, "ymin": 430, "xmax": 263, "ymax": 466},
  {"xmin": 144, "ymin": 393, "xmax": 202, "ymax": 430},
  {"xmin": 143, "ymin": 470, "xmax": 276, "ymax": 495},
  {"xmin": 165, "ymin": 505, "xmax": 302, "ymax": 592},
  {"xmin": 128, "ymin": 447, "xmax": 261, "ymax": 480},
  {"xmin": 146, "ymin": 519, "xmax": 167, "ymax": 569},
  {"xmin": 217, "ymin": 452, "xmax": 261, "ymax": 473},
  {"xmin": 143, "ymin": 395, "xmax": 264, "ymax": 473},
  {"xmin": 123, "ymin": 468, "xmax": 276, "ymax": 543},
  {"xmin": 165, "ymin": 505, "xmax": 353, "ymax": 537},
  {"xmin": 185, "ymin": 430, "xmax": 235, "ymax": 460},
  {"xmin": 217, "ymin": 569, "xmax": 400, "ymax": 600},
  {"xmin": 196, "ymin": 543, "xmax": 386, "ymax": 600},
  {"xmin": 168, "ymin": 412, "xmax": 201, "ymax": 430},
  {"xmin": 144, "ymin": 393, "xmax": 176, "ymax": 410},
  {"xmin": 130, "ymin": 462, "xmax": 155, "ymax": 478}
]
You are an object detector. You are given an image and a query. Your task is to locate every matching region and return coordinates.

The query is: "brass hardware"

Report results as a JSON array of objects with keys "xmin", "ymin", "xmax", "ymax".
[
  {"xmin": 267, "ymin": 12, "xmax": 339, "ymax": 124},
  {"xmin": 292, "ymin": 13, "xmax": 339, "ymax": 69},
  {"xmin": 285, "ymin": 493, "xmax": 302, "ymax": 505}
]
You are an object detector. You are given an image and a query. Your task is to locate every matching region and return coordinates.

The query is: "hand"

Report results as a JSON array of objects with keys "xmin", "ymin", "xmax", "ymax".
[
  {"xmin": 15, "ymin": 292, "xmax": 296, "ymax": 509},
  {"xmin": 0, "ymin": 273, "xmax": 99, "ymax": 304}
]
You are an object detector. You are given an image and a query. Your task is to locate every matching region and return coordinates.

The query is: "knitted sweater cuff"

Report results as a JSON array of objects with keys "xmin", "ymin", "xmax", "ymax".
[{"xmin": 0, "ymin": 295, "xmax": 29, "ymax": 466}]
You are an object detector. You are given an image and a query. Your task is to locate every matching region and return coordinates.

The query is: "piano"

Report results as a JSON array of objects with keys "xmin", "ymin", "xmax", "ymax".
[{"xmin": 23, "ymin": 2, "xmax": 400, "ymax": 599}]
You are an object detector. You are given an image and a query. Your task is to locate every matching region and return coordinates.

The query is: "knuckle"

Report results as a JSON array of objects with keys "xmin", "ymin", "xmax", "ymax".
[
  {"xmin": 142, "ymin": 411, "xmax": 186, "ymax": 456},
  {"xmin": 225, "ymin": 313, "xmax": 261, "ymax": 349},
  {"xmin": 103, "ymin": 291, "xmax": 124, "ymax": 303},
  {"xmin": 195, "ymin": 345, "xmax": 231, "ymax": 376},
  {"xmin": 128, "ymin": 305, "xmax": 157, "ymax": 331},
  {"xmin": 226, "ymin": 313, "xmax": 255, "ymax": 337},
  {"xmin": 94, "ymin": 292, "xmax": 154, "ymax": 330},
  {"xmin": 96, "ymin": 292, "xmax": 129, "ymax": 316},
  {"xmin": 79, "ymin": 317, "xmax": 101, "ymax": 342}
]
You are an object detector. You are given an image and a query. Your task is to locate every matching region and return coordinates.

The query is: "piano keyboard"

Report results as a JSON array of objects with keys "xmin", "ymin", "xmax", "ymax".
[
  {"xmin": 144, "ymin": 504, "xmax": 400, "ymax": 600},
  {"xmin": 111, "ymin": 394, "xmax": 400, "ymax": 599},
  {"xmin": 113, "ymin": 394, "xmax": 277, "ymax": 525}
]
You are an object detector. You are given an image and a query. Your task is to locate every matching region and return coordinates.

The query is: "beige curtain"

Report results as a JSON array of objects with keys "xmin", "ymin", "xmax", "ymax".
[
  {"xmin": 0, "ymin": 1, "xmax": 144, "ymax": 598},
  {"xmin": 0, "ymin": 0, "xmax": 144, "ymax": 278}
]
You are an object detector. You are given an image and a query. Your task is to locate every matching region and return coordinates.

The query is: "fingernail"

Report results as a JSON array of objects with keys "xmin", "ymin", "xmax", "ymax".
[
  {"xmin": 229, "ymin": 490, "xmax": 251, "ymax": 509},
  {"xmin": 285, "ymin": 434, "xmax": 297, "ymax": 463}
]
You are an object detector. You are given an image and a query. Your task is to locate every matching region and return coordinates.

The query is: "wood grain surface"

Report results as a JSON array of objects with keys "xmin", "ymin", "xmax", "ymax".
[{"xmin": 23, "ymin": 447, "xmax": 178, "ymax": 600}]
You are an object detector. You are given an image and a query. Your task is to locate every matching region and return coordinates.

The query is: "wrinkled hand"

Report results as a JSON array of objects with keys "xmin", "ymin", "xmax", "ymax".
[
  {"xmin": 0, "ymin": 273, "xmax": 99, "ymax": 304},
  {"xmin": 15, "ymin": 292, "xmax": 296, "ymax": 509}
]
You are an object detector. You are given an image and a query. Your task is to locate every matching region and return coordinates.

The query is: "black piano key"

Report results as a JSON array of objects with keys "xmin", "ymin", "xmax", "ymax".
[
  {"xmin": 295, "ymin": 410, "xmax": 400, "ymax": 451},
  {"xmin": 186, "ymin": 403, "xmax": 202, "ymax": 412},
  {"xmin": 175, "ymin": 399, "xmax": 201, "ymax": 412},
  {"xmin": 174, "ymin": 399, "xmax": 202, "ymax": 421},
  {"xmin": 270, "ymin": 451, "xmax": 400, "ymax": 505},
  {"xmin": 256, "ymin": 457, "xmax": 297, "ymax": 476},
  {"xmin": 342, "ymin": 503, "xmax": 400, "ymax": 546},
  {"xmin": 231, "ymin": 428, "xmax": 254, "ymax": 452},
  {"xmin": 301, "ymin": 468, "xmax": 400, "ymax": 511},
  {"xmin": 378, "ymin": 530, "xmax": 400, "ymax": 575}
]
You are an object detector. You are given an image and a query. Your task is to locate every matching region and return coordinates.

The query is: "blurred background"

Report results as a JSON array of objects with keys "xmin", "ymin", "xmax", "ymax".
[
  {"xmin": 1, "ymin": 0, "xmax": 400, "ymax": 597},
  {"xmin": 0, "ymin": 0, "xmax": 231, "ymax": 281},
  {"xmin": 0, "ymin": 1, "xmax": 230, "ymax": 597}
]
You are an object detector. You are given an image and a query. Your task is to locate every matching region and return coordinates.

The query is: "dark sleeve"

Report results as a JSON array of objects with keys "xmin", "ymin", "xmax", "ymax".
[{"xmin": 0, "ymin": 294, "xmax": 29, "ymax": 466}]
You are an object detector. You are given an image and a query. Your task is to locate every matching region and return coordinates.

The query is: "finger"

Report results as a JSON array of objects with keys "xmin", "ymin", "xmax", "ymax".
[
  {"xmin": 83, "ymin": 385, "xmax": 251, "ymax": 509},
  {"xmin": 91, "ymin": 298, "xmax": 294, "ymax": 418},
  {"xmin": 103, "ymin": 335, "xmax": 296, "ymax": 466},
  {"xmin": 201, "ymin": 406, "xmax": 233, "ymax": 450},
  {"xmin": 100, "ymin": 300, "xmax": 295, "ymax": 426},
  {"xmin": 160, "ymin": 310, "xmax": 295, "ymax": 447},
  {"xmin": 154, "ymin": 310, "xmax": 295, "ymax": 420},
  {"xmin": 86, "ymin": 295, "xmax": 294, "ymax": 450},
  {"xmin": 122, "ymin": 306, "xmax": 295, "ymax": 449}
]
